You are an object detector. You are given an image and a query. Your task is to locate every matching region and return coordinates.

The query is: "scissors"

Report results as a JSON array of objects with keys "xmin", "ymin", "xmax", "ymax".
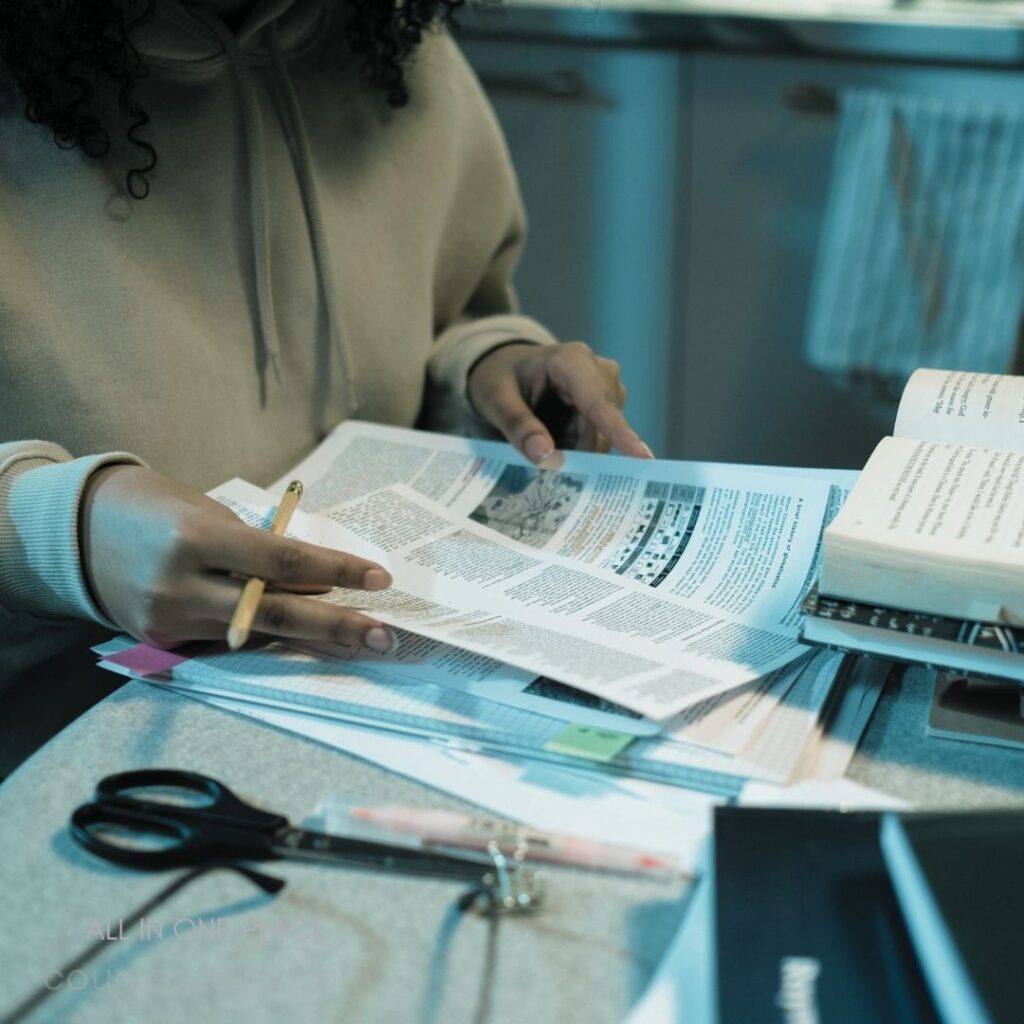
[{"xmin": 71, "ymin": 769, "xmax": 542, "ymax": 910}]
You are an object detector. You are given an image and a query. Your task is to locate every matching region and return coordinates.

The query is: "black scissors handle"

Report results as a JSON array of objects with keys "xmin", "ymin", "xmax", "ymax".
[
  {"xmin": 96, "ymin": 769, "xmax": 287, "ymax": 830},
  {"xmin": 70, "ymin": 770, "xmax": 494, "ymax": 876},
  {"xmin": 70, "ymin": 770, "xmax": 532, "ymax": 901},
  {"xmin": 71, "ymin": 769, "xmax": 288, "ymax": 871}
]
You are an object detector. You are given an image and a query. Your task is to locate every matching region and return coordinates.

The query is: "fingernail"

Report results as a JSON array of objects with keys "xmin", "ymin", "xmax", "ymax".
[
  {"xmin": 641, "ymin": 442, "xmax": 655, "ymax": 459},
  {"xmin": 363, "ymin": 567, "xmax": 392, "ymax": 591},
  {"xmin": 525, "ymin": 434, "xmax": 554, "ymax": 464},
  {"xmin": 365, "ymin": 626, "xmax": 398, "ymax": 653}
]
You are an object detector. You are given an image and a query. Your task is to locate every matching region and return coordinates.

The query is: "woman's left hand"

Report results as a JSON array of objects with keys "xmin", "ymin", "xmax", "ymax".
[{"xmin": 467, "ymin": 341, "xmax": 654, "ymax": 464}]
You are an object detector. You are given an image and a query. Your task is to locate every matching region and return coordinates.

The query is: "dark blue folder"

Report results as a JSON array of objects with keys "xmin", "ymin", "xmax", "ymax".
[{"xmin": 713, "ymin": 807, "xmax": 939, "ymax": 1024}]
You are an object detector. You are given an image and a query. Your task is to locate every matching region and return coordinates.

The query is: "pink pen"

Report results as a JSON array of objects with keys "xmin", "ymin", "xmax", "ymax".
[{"xmin": 346, "ymin": 804, "xmax": 680, "ymax": 877}]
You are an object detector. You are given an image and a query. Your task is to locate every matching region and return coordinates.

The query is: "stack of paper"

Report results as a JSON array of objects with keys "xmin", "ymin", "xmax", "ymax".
[
  {"xmin": 93, "ymin": 422, "xmax": 897, "ymax": 896},
  {"xmin": 97, "ymin": 633, "xmax": 881, "ymax": 795},
  {"xmin": 95, "ymin": 423, "xmax": 884, "ymax": 804}
]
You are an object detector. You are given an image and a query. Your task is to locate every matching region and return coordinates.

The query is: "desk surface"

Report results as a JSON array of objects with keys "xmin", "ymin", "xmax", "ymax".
[{"xmin": 1, "ymin": 667, "xmax": 1022, "ymax": 1024}]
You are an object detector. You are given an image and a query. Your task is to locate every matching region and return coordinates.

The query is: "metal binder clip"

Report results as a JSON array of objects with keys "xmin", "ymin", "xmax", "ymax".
[{"xmin": 463, "ymin": 839, "xmax": 544, "ymax": 915}]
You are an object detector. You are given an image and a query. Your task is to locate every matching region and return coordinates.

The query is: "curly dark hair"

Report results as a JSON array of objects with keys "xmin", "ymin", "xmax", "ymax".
[{"xmin": 0, "ymin": 0, "xmax": 464, "ymax": 199}]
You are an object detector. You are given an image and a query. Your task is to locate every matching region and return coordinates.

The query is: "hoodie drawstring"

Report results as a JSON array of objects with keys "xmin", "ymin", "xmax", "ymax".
[
  {"xmin": 267, "ymin": 24, "xmax": 358, "ymax": 415},
  {"xmin": 189, "ymin": 6, "xmax": 356, "ymax": 415}
]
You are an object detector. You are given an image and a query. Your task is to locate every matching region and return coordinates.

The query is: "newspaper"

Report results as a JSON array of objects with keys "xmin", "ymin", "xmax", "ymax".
[
  {"xmin": 214, "ymin": 475, "xmax": 828, "ymax": 720},
  {"xmin": 266, "ymin": 423, "xmax": 856, "ymax": 720},
  {"xmin": 276, "ymin": 421, "xmax": 852, "ymax": 635}
]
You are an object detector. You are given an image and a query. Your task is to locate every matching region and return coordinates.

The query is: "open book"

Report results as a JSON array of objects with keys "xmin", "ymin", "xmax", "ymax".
[{"xmin": 818, "ymin": 369, "xmax": 1024, "ymax": 626}]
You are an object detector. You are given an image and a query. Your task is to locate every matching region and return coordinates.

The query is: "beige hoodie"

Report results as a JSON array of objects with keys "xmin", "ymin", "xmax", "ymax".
[{"xmin": 0, "ymin": 0, "xmax": 555, "ymax": 691}]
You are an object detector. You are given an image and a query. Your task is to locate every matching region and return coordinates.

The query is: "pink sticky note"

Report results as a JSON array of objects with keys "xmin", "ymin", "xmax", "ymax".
[{"xmin": 106, "ymin": 645, "xmax": 189, "ymax": 676}]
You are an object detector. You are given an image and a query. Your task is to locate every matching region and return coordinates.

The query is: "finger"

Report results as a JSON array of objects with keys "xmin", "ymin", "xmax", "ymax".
[
  {"xmin": 595, "ymin": 356, "xmax": 625, "ymax": 396},
  {"xmin": 572, "ymin": 388, "xmax": 647, "ymax": 457},
  {"xmin": 198, "ymin": 576, "xmax": 398, "ymax": 652},
  {"xmin": 532, "ymin": 388, "xmax": 577, "ymax": 449},
  {"xmin": 477, "ymin": 373, "xmax": 557, "ymax": 464},
  {"xmin": 574, "ymin": 414, "xmax": 603, "ymax": 454},
  {"xmin": 205, "ymin": 521, "xmax": 392, "ymax": 591},
  {"xmin": 549, "ymin": 346, "xmax": 654, "ymax": 458},
  {"xmin": 149, "ymin": 618, "xmax": 243, "ymax": 644},
  {"xmin": 226, "ymin": 574, "xmax": 332, "ymax": 595},
  {"xmin": 570, "ymin": 383, "xmax": 651, "ymax": 458},
  {"xmin": 578, "ymin": 426, "xmax": 611, "ymax": 454},
  {"xmin": 609, "ymin": 371, "xmax": 628, "ymax": 409}
]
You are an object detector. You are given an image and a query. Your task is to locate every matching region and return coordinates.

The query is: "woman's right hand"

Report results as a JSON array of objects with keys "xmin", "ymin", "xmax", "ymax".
[{"xmin": 80, "ymin": 464, "xmax": 395, "ymax": 652}]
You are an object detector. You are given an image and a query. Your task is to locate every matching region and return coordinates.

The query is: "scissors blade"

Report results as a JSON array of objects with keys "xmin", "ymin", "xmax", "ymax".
[{"xmin": 272, "ymin": 827, "xmax": 491, "ymax": 882}]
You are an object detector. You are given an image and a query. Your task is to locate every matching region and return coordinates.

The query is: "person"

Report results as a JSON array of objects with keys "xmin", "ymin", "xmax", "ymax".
[{"xmin": 0, "ymin": 0, "xmax": 651, "ymax": 768}]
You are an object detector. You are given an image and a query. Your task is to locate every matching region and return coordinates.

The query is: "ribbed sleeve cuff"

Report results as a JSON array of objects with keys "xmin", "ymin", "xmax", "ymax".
[
  {"xmin": 0, "ymin": 450, "xmax": 147, "ymax": 625},
  {"xmin": 427, "ymin": 314, "xmax": 558, "ymax": 436}
]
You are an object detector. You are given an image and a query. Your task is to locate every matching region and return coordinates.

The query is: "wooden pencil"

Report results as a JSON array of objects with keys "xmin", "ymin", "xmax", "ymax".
[{"xmin": 227, "ymin": 479, "xmax": 303, "ymax": 650}]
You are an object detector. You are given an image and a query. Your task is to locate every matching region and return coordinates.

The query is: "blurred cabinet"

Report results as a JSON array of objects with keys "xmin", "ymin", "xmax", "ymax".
[
  {"xmin": 680, "ymin": 53, "xmax": 1024, "ymax": 469},
  {"xmin": 459, "ymin": 38, "xmax": 686, "ymax": 457}
]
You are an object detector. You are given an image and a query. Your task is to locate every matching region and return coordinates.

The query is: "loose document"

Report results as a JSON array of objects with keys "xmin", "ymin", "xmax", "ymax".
[
  {"xmin": 98, "ymin": 637, "xmax": 879, "ymax": 793},
  {"xmin": 276, "ymin": 421, "xmax": 845, "ymax": 633},
  {"xmin": 214, "ymin": 474, "xmax": 819, "ymax": 721}
]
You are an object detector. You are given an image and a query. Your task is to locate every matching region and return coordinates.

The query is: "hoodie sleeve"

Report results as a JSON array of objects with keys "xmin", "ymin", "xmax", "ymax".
[
  {"xmin": 0, "ymin": 441, "xmax": 146, "ymax": 625},
  {"xmin": 422, "ymin": 203, "xmax": 559, "ymax": 437}
]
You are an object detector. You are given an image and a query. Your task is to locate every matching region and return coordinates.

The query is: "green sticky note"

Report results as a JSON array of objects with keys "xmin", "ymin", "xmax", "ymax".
[{"xmin": 543, "ymin": 723, "xmax": 636, "ymax": 763}]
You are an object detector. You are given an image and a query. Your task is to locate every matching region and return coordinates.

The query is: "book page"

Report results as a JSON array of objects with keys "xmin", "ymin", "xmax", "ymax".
[
  {"xmin": 894, "ymin": 368, "xmax": 1024, "ymax": 452},
  {"xmin": 827, "ymin": 435, "xmax": 1024, "ymax": 561}
]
